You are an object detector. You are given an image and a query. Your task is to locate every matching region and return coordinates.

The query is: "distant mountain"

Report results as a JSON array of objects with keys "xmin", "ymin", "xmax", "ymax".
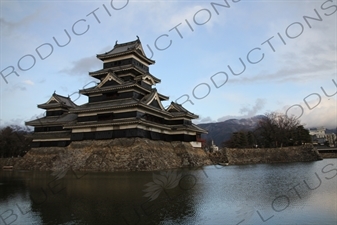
[{"xmin": 197, "ymin": 115, "xmax": 265, "ymax": 146}]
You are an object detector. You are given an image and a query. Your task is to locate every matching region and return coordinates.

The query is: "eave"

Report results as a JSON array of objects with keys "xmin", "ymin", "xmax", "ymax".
[
  {"xmin": 97, "ymin": 50, "xmax": 155, "ymax": 65},
  {"xmin": 79, "ymin": 83, "xmax": 151, "ymax": 95}
]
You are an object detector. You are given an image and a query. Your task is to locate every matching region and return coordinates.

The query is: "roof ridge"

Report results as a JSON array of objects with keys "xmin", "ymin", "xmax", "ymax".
[{"xmin": 114, "ymin": 38, "xmax": 140, "ymax": 47}]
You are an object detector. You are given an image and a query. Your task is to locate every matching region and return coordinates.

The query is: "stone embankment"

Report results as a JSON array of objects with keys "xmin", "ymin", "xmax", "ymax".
[
  {"xmin": 0, "ymin": 140, "xmax": 324, "ymax": 172},
  {"xmin": 0, "ymin": 138, "xmax": 211, "ymax": 172},
  {"xmin": 208, "ymin": 145, "xmax": 322, "ymax": 165},
  {"xmin": 319, "ymin": 152, "xmax": 337, "ymax": 158}
]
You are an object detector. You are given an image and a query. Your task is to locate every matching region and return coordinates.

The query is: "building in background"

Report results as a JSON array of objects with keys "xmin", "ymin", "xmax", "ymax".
[
  {"xmin": 309, "ymin": 127, "xmax": 336, "ymax": 147},
  {"xmin": 309, "ymin": 127, "xmax": 326, "ymax": 138}
]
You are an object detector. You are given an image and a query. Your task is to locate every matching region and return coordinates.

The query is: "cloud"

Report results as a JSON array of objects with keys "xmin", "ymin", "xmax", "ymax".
[
  {"xmin": 230, "ymin": 64, "xmax": 334, "ymax": 84},
  {"xmin": 5, "ymin": 83, "xmax": 27, "ymax": 92},
  {"xmin": 227, "ymin": 37, "xmax": 335, "ymax": 84},
  {"xmin": 168, "ymin": 5, "xmax": 215, "ymax": 33},
  {"xmin": 59, "ymin": 56, "xmax": 101, "ymax": 76},
  {"xmin": 217, "ymin": 98, "xmax": 266, "ymax": 122},
  {"xmin": 200, "ymin": 116, "xmax": 214, "ymax": 123},
  {"xmin": 0, "ymin": 9, "xmax": 42, "ymax": 34},
  {"xmin": 239, "ymin": 98, "xmax": 266, "ymax": 117},
  {"xmin": 0, "ymin": 118, "xmax": 26, "ymax": 129},
  {"xmin": 282, "ymin": 97, "xmax": 337, "ymax": 129},
  {"xmin": 224, "ymin": 3, "xmax": 336, "ymax": 86},
  {"xmin": 217, "ymin": 115, "xmax": 238, "ymax": 122},
  {"xmin": 23, "ymin": 80, "xmax": 34, "ymax": 85},
  {"xmin": 195, "ymin": 116, "xmax": 214, "ymax": 124}
]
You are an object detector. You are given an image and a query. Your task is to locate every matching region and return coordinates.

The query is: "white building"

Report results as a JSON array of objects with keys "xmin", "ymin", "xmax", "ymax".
[
  {"xmin": 310, "ymin": 127, "xmax": 336, "ymax": 147},
  {"xmin": 210, "ymin": 140, "xmax": 219, "ymax": 152},
  {"xmin": 309, "ymin": 127, "xmax": 326, "ymax": 138}
]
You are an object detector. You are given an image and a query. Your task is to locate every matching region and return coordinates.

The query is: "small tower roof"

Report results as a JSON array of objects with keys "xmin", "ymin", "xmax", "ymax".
[
  {"xmin": 140, "ymin": 89, "xmax": 166, "ymax": 110},
  {"xmin": 166, "ymin": 102, "xmax": 199, "ymax": 119},
  {"xmin": 166, "ymin": 102, "xmax": 188, "ymax": 113},
  {"xmin": 37, "ymin": 93, "xmax": 77, "ymax": 109},
  {"xmin": 96, "ymin": 38, "xmax": 155, "ymax": 65}
]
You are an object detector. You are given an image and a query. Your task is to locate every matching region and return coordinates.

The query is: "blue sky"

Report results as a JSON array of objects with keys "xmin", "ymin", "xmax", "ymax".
[{"xmin": 0, "ymin": 0, "xmax": 336, "ymax": 129}]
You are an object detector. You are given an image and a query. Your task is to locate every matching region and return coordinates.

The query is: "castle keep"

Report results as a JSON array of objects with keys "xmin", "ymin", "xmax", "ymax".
[{"xmin": 26, "ymin": 38, "xmax": 206, "ymax": 147}]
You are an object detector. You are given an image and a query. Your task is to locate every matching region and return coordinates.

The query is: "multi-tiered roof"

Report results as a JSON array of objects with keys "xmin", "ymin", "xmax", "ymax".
[
  {"xmin": 25, "ymin": 93, "xmax": 77, "ymax": 147},
  {"xmin": 26, "ymin": 38, "xmax": 206, "ymax": 147}
]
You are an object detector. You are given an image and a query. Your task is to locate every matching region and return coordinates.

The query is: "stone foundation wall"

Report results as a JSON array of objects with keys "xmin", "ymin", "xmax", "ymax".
[
  {"xmin": 319, "ymin": 152, "xmax": 337, "ymax": 159},
  {"xmin": 1, "ymin": 138, "xmax": 211, "ymax": 172},
  {"xmin": 0, "ymin": 158, "xmax": 22, "ymax": 168},
  {"xmin": 0, "ymin": 141, "xmax": 324, "ymax": 172},
  {"xmin": 223, "ymin": 145, "xmax": 322, "ymax": 165}
]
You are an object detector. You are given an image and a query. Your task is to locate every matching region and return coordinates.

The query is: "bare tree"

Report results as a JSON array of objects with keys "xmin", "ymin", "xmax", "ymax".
[
  {"xmin": 255, "ymin": 112, "xmax": 303, "ymax": 148},
  {"xmin": 0, "ymin": 126, "xmax": 32, "ymax": 158}
]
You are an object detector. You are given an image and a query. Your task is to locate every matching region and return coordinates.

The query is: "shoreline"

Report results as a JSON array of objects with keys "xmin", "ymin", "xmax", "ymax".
[{"xmin": 0, "ymin": 138, "xmax": 325, "ymax": 172}]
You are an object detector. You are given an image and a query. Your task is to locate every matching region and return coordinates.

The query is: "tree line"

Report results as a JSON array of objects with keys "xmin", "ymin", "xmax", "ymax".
[
  {"xmin": 0, "ymin": 126, "xmax": 32, "ymax": 158},
  {"xmin": 223, "ymin": 112, "xmax": 312, "ymax": 148}
]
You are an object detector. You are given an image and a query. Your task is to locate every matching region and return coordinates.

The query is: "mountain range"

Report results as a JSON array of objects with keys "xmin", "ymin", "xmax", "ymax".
[
  {"xmin": 197, "ymin": 115, "xmax": 265, "ymax": 146},
  {"xmin": 197, "ymin": 116, "xmax": 337, "ymax": 146}
]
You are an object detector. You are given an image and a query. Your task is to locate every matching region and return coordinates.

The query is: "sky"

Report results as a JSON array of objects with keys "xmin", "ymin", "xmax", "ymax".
[{"xmin": 0, "ymin": 0, "xmax": 336, "ymax": 130}]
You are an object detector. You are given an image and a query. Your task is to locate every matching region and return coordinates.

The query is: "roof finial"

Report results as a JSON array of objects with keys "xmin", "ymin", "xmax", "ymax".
[
  {"xmin": 136, "ymin": 35, "xmax": 139, "ymax": 40},
  {"xmin": 54, "ymin": 90, "xmax": 56, "ymax": 94},
  {"xmin": 115, "ymin": 40, "xmax": 118, "ymax": 45}
]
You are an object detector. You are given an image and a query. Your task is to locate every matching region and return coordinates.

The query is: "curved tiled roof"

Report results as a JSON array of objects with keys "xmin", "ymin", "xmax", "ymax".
[
  {"xmin": 38, "ymin": 93, "xmax": 77, "ymax": 109},
  {"xmin": 96, "ymin": 38, "xmax": 155, "ymax": 64},
  {"xmin": 26, "ymin": 113, "xmax": 77, "ymax": 126},
  {"xmin": 79, "ymin": 82, "xmax": 151, "ymax": 95}
]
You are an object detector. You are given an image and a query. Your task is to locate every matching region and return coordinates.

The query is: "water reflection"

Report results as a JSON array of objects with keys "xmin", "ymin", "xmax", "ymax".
[{"xmin": 0, "ymin": 159, "xmax": 336, "ymax": 225}]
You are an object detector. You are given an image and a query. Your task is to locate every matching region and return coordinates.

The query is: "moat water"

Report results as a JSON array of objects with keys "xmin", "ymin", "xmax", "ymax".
[{"xmin": 0, "ymin": 159, "xmax": 336, "ymax": 225}]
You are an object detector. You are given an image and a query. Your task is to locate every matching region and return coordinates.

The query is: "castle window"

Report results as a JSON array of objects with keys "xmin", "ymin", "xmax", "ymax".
[
  {"xmin": 105, "ymin": 91, "xmax": 119, "ymax": 100},
  {"xmin": 97, "ymin": 113, "xmax": 114, "ymax": 121}
]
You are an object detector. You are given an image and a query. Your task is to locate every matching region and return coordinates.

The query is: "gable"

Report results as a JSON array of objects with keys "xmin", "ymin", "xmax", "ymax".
[
  {"xmin": 150, "ymin": 100, "xmax": 161, "ymax": 109},
  {"xmin": 167, "ymin": 107, "xmax": 178, "ymax": 112},
  {"xmin": 47, "ymin": 96, "xmax": 59, "ymax": 104},
  {"xmin": 136, "ymin": 43, "xmax": 146, "ymax": 56},
  {"xmin": 166, "ymin": 104, "xmax": 180, "ymax": 112},
  {"xmin": 142, "ymin": 75, "xmax": 156, "ymax": 85},
  {"xmin": 97, "ymin": 72, "xmax": 123, "ymax": 88},
  {"xmin": 142, "ymin": 91, "xmax": 165, "ymax": 110},
  {"xmin": 148, "ymin": 93, "xmax": 165, "ymax": 110}
]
